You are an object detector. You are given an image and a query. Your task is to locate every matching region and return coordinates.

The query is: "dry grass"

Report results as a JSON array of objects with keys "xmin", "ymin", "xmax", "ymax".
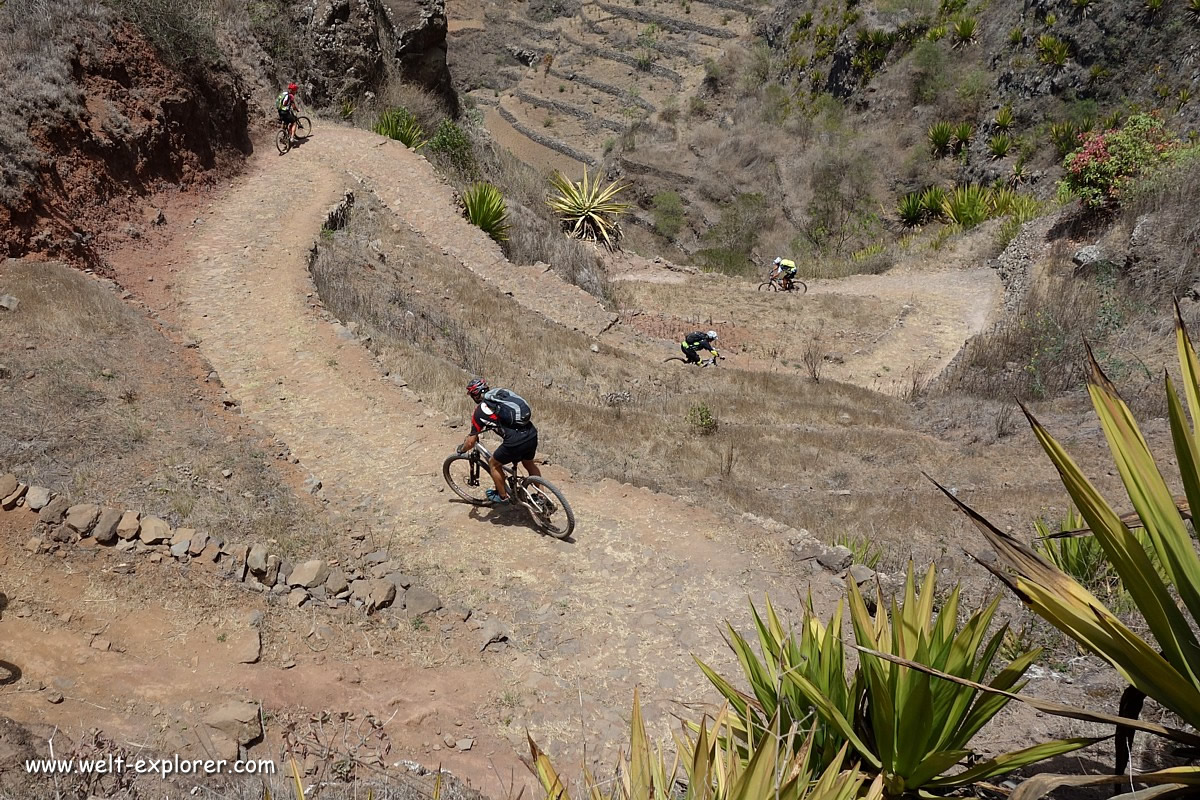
[
  {"xmin": 0, "ymin": 259, "xmax": 336, "ymax": 556},
  {"xmin": 1122, "ymin": 153, "xmax": 1200, "ymax": 304},
  {"xmin": 305, "ymin": 195, "xmax": 1086, "ymax": 561}
]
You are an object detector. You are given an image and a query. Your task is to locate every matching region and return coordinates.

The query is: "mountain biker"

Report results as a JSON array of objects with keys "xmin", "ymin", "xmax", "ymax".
[
  {"xmin": 681, "ymin": 330, "xmax": 719, "ymax": 365},
  {"xmin": 456, "ymin": 378, "xmax": 542, "ymax": 505},
  {"xmin": 276, "ymin": 82, "xmax": 302, "ymax": 145},
  {"xmin": 771, "ymin": 257, "xmax": 798, "ymax": 291}
]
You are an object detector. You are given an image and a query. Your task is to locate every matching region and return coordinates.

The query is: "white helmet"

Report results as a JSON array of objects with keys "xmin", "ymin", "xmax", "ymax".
[
  {"xmin": 706, "ymin": 330, "xmax": 718, "ymax": 340},
  {"xmin": 773, "ymin": 257, "xmax": 782, "ymax": 265}
]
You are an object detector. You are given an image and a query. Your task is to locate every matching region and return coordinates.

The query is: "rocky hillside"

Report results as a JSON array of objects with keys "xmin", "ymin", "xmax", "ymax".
[{"xmin": 0, "ymin": 0, "xmax": 457, "ymax": 266}]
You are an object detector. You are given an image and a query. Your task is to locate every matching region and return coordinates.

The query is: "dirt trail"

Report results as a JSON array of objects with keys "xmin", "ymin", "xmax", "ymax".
[{"xmin": 172, "ymin": 124, "xmax": 832, "ymax": 770}]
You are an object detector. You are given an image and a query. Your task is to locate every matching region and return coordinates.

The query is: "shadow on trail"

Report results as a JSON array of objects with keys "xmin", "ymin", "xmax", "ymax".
[{"xmin": 462, "ymin": 504, "xmax": 577, "ymax": 544}]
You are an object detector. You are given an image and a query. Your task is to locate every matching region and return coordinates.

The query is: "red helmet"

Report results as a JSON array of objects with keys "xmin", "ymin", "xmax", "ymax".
[
  {"xmin": 288, "ymin": 82, "xmax": 298, "ymax": 91},
  {"xmin": 466, "ymin": 378, "xmax": 489, "ymax": 398}
]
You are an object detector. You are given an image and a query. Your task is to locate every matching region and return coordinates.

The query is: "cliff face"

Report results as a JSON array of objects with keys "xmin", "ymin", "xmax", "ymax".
[{"xmin": 304, "ymin": 0, "xmax": 457, "ymax": 112}]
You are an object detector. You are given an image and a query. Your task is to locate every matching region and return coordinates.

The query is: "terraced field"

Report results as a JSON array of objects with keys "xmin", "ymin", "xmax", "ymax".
[{"xmin": 448, "ymin": 0, "xmax": 761, "ymax": 174}]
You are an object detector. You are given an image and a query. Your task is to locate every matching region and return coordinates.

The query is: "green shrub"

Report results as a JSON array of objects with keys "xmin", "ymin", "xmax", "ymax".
[
  {"xmin": 928, "ymin": 121, "xmax": 954, "ymax": 155},
  {"xmin": 1146, "ymin": 0, "xmax": 1164, "ymax": 13},
  {"xmin": 1008, "ymin": 26, "xmax": 1024, "ymax": 45},
  {"xmin": 651, "ymin": 191, "xmax": 685, "ymax": 239},
  {"xmin": 1061, "ymin": 112, "xmax": 1185, "ymax": 209},
  {"xmin": 898, "ymin": 192, "xmax": 926, "ymax": 227},
  {"xmin": 988, "ymin": 133, "xmax": 1012, "ymax": 158},
  {"xmin": 994, "ymin": 105, "xmax": 1014, "ymax": 130},
  {"xmin": 1050, "ymin": 119, "xmax": 1088, "ymax": 158},
  {"xmin": 951, "ymin": 16, "xmax": 977, "ymax": 46},
  {"xmin": 910, "ymin": 41, "xmax": 947, "ymax": 103},
  {"xmin": 698, "ymin": 193, "xmax": 769, "ymax": 275},
  {"xmin": 461, "ymin": 182, "xmax": 509, "ymax": 243},
  {"xmin": 1036, "ymin": 34, "xmax": 1069, "ymax": 68},
  {"xmin": 427, "ymin": 119, "xmax": 476, "ymax": 175},
  {"xmin": 373, "ymin": 108, "xmax": 426, "ymax": 149},
  {"xmin": 926, "ymin": 24, "xmax": 947, "ymax": 40},
  {"xmin": 953, "ymin": 121, "xmax": 974, "ymax": 150},
  {"xmin": 685, "ymin": 402, "xmax": 718, "ymax": 434},
  {"xmin": 942, "ymin": 184, "xmax": 991, "ymax": 228}
]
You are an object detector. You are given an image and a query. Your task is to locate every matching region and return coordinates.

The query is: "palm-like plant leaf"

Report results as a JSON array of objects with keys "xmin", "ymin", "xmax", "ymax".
[
  {"xmin": 462, "ymin": 182, "xmax": 510, "ymax": 243},
  {"xmin": 547, "ymin": 169, "xmax": 631, "ymax": 250}
]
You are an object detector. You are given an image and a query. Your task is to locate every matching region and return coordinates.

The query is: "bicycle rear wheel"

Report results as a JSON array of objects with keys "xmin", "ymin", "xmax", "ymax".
[
  {"xmin": 276, "ymin": 129, "xmax": 291, "ymax": 155},
  {"xmin": 791, "ymin": 279, "xmax": 808, "ymax": 294},
  {"xmin": 442, "ymin": 454, "xmax": 490, "ymax": 505},
  {"xmin": 519, "ymin": 476, "xmax": 575, "ymax": 539},
  {"xmin": 295, "ymin": 116, "xmax": 312, "ymax": 140},
  {"xmin": 663, "ymin": 356, "xmax": 687, "ymax": 364}
]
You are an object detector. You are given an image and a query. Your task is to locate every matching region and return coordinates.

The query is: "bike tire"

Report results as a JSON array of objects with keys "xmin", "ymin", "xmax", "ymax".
[
  {"xmin": 276, "ymin": 129, "xmax": 291, "ymax": 155},
  {"xmin": 295, "ymin": 116, "xmax": 312, "ymax": 140},
  {"xmin": 663, "ymin": 356, "xmax": 687, "ymax": 364},
  {"xmin": 520, "ymin": 476, "xmax": 575, "ymax": 539},
  {"xmin": 757, "ymin": 281, "xmax": 778, "ymax": 292},
  {"xmin": 792, "ymin": 279, "xmax": 808, "ymax": 295},
  {"xmin": 442, "ymin": 454, "xmax": 490, "ymax": 505}
]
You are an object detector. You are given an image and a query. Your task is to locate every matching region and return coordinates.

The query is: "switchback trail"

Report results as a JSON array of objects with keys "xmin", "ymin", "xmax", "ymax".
[{"xmin": 172, "ymin": 124, "xmax": 832, "ymax": 772}]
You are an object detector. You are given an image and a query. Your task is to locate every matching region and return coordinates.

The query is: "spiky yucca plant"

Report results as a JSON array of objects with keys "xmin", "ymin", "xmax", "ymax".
[
  {"xmin": 1036, "ymin": 34, "xmax": 1069, "ymax": 68},
  {"xmin": 898, "ymin": 192, "xmax": 925, "ymax": 227},
  {"xmin": 989, "ymin": 133, "xmax": 1012, "ymax": 158},
  {"xmin": 526, "ymin": 690, "xmax": 884, "ymax": 800},
  {"xmin": 372, "ymin": 108, "xmax": 426, "ymax": 149},
  {"xmin": 942, "ymin": 184, "xmax": 991, "ymax": 228},
  {"xmin": 462, "ymin": 182, "xmax": 510, "ymax": 243},
  {"xmin": 953, "ymin": 122, "xmax": 975, "ymax": 151},
  {"xmin": 994, "ymin": 105, "xmax": 1015, "ymax": 130},
  {"xmin": 547, "ymin": 169, "xmax": 631, "ymax": 250},
  {"xmin": 920, "ymin": 186, "xmax": 948, "ymax": 220},
  {"xmin": 928, "ymin": 121, "xmax": 955, "ymax": 156},
  {"xmin": 937, "ymin": 308, "xmax": 1200, "ymax": 798},
  {"xmin": 952, "ymin": 16, "xmax": 977, "ymax": 46},
  {"xmin": 697, "ymin": 574, "xmax": 1093, "ymax": 798}
]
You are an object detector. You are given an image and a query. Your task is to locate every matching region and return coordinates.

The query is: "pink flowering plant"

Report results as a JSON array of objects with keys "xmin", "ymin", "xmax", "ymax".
[{"xmin": 1060, "ymin": 113, "xmax": 1182, "ymax": 208}]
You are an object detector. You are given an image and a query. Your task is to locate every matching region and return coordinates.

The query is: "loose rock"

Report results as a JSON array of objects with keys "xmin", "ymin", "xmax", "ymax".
[
  {"xmin": 38, "ymin": 495, "xmax": 70, "ymax": 526},
  {"xmin": 848, "ymin": 564, "xmax": 876, "ymax": 585},
  {"xmin": 289, "ymin": 559, "xmax": 330, "ymax": 588},
  {"xmin": 116, "ymin": 510, "xmax": 141, "ymax": 540},
  {"xmin": 0, "ymin": 474, "xmax": 18, "ymax": 501},
  {"xmin": 817, "ymin": 545, "xmax": 853, "ymax": 572},
  {"xmin": 247, "ymin": 544, "xmax": 268, "ymax": 574},
  {"xmin": 138, "ymin": 516, "xmax": 172, "ymax": 545},
  {"xmin": 25, "ymin": 486, "xmax": 51, "ymax": 511},
  {"xmin": 1, "ymin": 482, "xmax": 27, "ymax": 510},
  {"xmin": 405, "ymin": 587, "xmax": 442, "ymax": 617},
  {"xmin": 92, "ymin": 508, "xmax": 121, "ymax": 545},
  {"xmin": 367, "ymin": 579, "xmax": 396, "ymax": 611}
]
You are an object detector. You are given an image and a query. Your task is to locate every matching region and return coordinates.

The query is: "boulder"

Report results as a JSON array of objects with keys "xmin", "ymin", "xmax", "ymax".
[
  {"xmin": 324, "ymin": 568, "xmax": 349, "ymax": 596},
  {"xmin": 64, "ymin": 504, "xmax": 100, "ymax": 536},
  {"xmin": 289, "ymin": 560, "xmax": 330, "ymax": 588},
  {"xmin": 138, "ymin": 516, "xmax": 172, "ymax": 545},
  {"xmin": 1, "ymin": 483, "xmax": 27, "ymax": 510},
  {"xmin": 170, "ymin": 541, "xmax": 190, "ymax": 559},
  {"xmin": 0, "ymin": 474, "xmax": 18, "ymax": 501},
  {"xmin": 367, "ymin": 579, "xmax": 396, "ymax": 611},
  {"xmin": 171, "ymin": 528, "xmax": 194, "ymax": 549},
  {"xmin": 25, "ymin": 486, "xmax": 51, "ymax": 511},
  {"xmin": 38, "ymin": 495, "xmax": 70, "ymax": 526},
  {"xmin": 405, "ymin": 586, "xmax": 442, "ymax": 617},
  {"xmin": 204, "ymin": 701, "xmax": 262, "ymax": 761},
  {"xmin": 792, "ymin": 538, "xmax": 826, "ymax": 561},
  {"xmin": 0, "ymin": 295, "xmax": 17, "ymax": 312},
  {"xmin": 817, "ymin": 545, "xmax": 853, "ymax": 572},
  {"xmin": 264, "ymin": 555, "xmax": 281, "ymax": 586},
  {"xmin": 848, "ymin": 564, "xmax": 876, "ymax": 585},
  {"xmin": 116, "ymin": 510, "xmax": 141, "ymax": 540},
  {"xmin": 188, "ymin": 530, "xmax": 210, "ymax": 555},
  {"xmin": 289, "ymin": 588, "xmax": 310, "ymax": 607},
  {"xmin": 247, "ymin": 544, "xmax": 268, "ymax": 574},
  {"xmin": 92, "ymin": 508, "xmax": 121, "ymax": 544},
  {"xmin": 232, "ymin": 629, "xmax": 262, "ymax": 664},
  {"xmin": 349, "ymin": 579, "xmax": 371, "ymax": 601},
  {"xmin": 201, "ymin": 541, "xmax": 221, "ymax": 562}
]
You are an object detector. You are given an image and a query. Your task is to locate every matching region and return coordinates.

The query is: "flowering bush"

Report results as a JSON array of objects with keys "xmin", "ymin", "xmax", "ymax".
[{"xmin": 1060, "ymin": 113, "xmax": 1181, "ymax": 208}]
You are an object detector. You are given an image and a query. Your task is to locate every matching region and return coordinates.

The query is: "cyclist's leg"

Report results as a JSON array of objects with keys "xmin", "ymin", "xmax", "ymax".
[
  {"xmin": 682, "ymin": 344, "xmax": 699, "ymax": 364},
  {"xmin": 519, "ymin": 433, "xmax": 541, "ymax": 477},
  {"xmin": 486, "ymin": 453, "xmax": 509, "ymax": 499}
]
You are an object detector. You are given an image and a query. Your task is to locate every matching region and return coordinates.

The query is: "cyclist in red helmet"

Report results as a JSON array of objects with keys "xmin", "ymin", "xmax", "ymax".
[
  {"xmin": 456, "ymin": 378, "xmax": 541, "ymax": 504},
  {"xmin": 276, "ymin": 82, "xmax": 303, "ymax": 145}
]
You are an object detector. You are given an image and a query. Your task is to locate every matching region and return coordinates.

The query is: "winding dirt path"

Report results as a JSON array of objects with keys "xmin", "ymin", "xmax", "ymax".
[{"xmin": 172, "ymin": 124, "xmax": 830, "ymax": 770}]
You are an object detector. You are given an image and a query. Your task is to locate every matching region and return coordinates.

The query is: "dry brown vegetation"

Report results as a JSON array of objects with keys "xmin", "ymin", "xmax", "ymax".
[{"xmin": 0, "ymin": 260, "xmax": 336, "ymax": 558}]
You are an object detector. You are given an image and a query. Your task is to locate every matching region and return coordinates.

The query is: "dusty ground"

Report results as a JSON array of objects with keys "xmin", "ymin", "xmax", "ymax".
[{"xmin": 0, "ymin": 120, "xmax": 1165, "ymax": 798}]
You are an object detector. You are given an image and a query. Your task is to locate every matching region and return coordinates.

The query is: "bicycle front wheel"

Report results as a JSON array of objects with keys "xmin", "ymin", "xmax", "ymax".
[
  {"xmin": 295, "ymin": 116, "xmax": 312, "ymax": 140},
  {"xmin": 520, "ymin": 476, "xmax": 575, "ymax": 539},
  {"xmin": 276, "ymin": 129, "xmax": 291, "ymax": 155},
  {"xmin": 757, "ymin": 281, "xmax": 777, "ymax": 292},
  {"xmin": 442, "ymin": 454, "xmax": 490, "ymax": 505}
]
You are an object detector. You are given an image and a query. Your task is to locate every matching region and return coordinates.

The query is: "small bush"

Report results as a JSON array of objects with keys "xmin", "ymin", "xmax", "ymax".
[
  {"xmin": 898, "ymin": 192, "xmax": 926, "ymax": 227},
  {"xmin": 988, "ymin": 133, "xmax": 1012, "ymax": 158},
  {"xmin": 1061, "ymin": 112, "xmax": 1185, "ymax": 209},
  {"xmin": 373, "ymin": 108, "xmax": 426, "ymax": 149},
  {"xmin": 427, "ymin": 119, "xmax": 476, "ymax": 176},
  {"xmin": 951, "ymin": 17, "xmax": 977, "ymax": 47},
  {"xmin": 910, "ymin": 41, "xmax": 947, "ymax": 103},
  {"xmin": 651, "ymin": 191, "xmax": 685, "ymax": 240},
  {"xmin": 1050, "ymin": 119, "xmax": 1088, "ymax": 158},
  {"xmin": 461, "ymin": 182, "xmax": 510, "ymax": 243},
  {"xmin": 698, "ymin": 193, "xmax": 770, "ymax": 275},
  {"xmin": 1036, "ymin": 34, "xmax": 1070, "ymax": 69},
  {"xmin": 1007, "ymin": 26, "xmax": 1024, "ymax": 45},
  {"xmin": 928, "ymin": 121, "xmax": 955, "ymax": 155},
  {"xmin": 953, "ymin": 122, "xmax": 974, "ymax": 151},
  {"xmin": 685, "ymin": 402, "xmax": 719, "ymax": 435},
  {"xmin": 941, "ymin": 184, "xmax": 991, "ymax": 228},
  {"xmin": 994, "ymin": 105, "xmax": 1014, "ymax": 130},
  {"xmin": 920, "ymin": 185, "xmax": 948, "ymax": 219}
]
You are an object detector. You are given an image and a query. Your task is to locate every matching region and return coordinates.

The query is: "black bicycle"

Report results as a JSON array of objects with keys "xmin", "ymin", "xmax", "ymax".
[
  {"xmin": 276, "ymin": 115, "xmax": 312, "ymax": 155},
  {"xmin": 442, "ymin": 443, "xmax": 575, "ymax": 539},
  {"xmin": 663, "ymin": 353, "xmax": 723, "ymax": 367},
  {"xmin": 757, "ymin": 273, "xmax": 808, "ymax": 294}
]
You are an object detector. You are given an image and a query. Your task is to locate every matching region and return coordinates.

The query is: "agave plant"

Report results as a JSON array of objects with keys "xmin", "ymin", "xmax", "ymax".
[
  {"xmin": 372, "ymin": 108, "xmax": 426, "ymax": 149},
  {"xmin": 1049, "ymin": 120, "xmax": 1087, "ymax": 157},
  {"xmin": 988, "ymin": 133, "xmax": 1012, "ymax": 158},
  {"xmin": 546, "ymin": 169, "xmax": 631, "ymax": 250},
  {"xmin": 953, "ymin": 122, "xmax": 975, "ymax": 151},
  {"xmin": 928, "ymin": 121, "xmax": 955, "ymax": 156},
  {"xmin": 937, "ymin": 310, "xmax": 1200, "ymax": 798},
  {"xmin": 526, "ymin": 689, "xmax": 884, "ymax": 800},
  {"xmin": 461, "ymin": 182, "xmax": 509, "ymax": 243},
  {"xmin": 952, "ymin": 17, "xmax": 978, "ymax": 46},
  {"xmin": 697, "ymin": 572, "xmax": 1093, "ymax": 798},
  {"xmin": 1071, "ymin": 0, "xmax": 1095, "ymax": 14},
  {"xmin": 1036, "ymin": 34, "xmax": 1070, "ymax": 69},
  {"xmin": 1190, "ymin": 0, "xmax": 1200, "ymax": 23},
  {"xmin": 920, "ymin": 186, "xmax": 948, "ymax": 220},
  {"xmin": 942, "ymin": 184, "xmax": 992, "ymax": 228},
  {"xmin": 898, "ymin": 192, "xmax": 926, "ymax": 227},
  {"xmin": 994, "ymin": 105, "xmax": 1014, "ymax": 130}
]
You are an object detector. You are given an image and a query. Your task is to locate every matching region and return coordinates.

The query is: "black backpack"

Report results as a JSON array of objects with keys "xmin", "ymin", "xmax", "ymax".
[{"xmin": 484, "ymin": 388, "xmax": 532, "ymax": 428}]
